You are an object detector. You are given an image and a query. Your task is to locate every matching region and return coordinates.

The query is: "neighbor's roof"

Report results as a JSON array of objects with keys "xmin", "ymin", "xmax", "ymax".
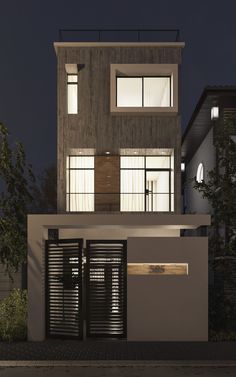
[{"xmin": 182, "ymin": 86, "xmax": 236, "ymax": 163}]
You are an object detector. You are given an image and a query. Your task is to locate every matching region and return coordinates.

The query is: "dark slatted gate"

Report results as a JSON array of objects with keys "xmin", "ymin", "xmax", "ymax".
[
  {"xmin": 46, "ymin": 239, "xmax": 83, "ymax": 339},
  {"xmin": 86, "ymin": 240, "xmax": 127, "ymax": 338}
]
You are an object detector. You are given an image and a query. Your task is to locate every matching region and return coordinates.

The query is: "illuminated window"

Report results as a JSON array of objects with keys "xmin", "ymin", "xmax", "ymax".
[
  {"xmin": 110, "ymin": 64, "xmax": 178, "ymax": 113},
  {"xmin": 128, "ymin": 263, "xmax": 188, "ymax": 275},
  {"xmin": 196, "ymin": 163, "xmax": 204, "ymax": 183},
  {"xmin": 67, "ymin": 74, "xmax": 78, "ymax": 114},
  {"xmin": 120, "ymin": 154, "xmax": 174, "ymax": 212},
  {"xmin": 66, "ymin": 156, "xmax": 94, "ymax": 211},
  {"xmin": 117, "ymin": 76, "xmax": 171, "ymax": 108}
]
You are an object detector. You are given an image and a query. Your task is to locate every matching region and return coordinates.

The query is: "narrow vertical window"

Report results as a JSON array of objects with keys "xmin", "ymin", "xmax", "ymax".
[
  {"xmin": 66, "ymin": 156, "xmax": 94, "ymax": 212},
  {"xmin": 67, "ymin": 74, "xmax": 78, "ymax": 114}
]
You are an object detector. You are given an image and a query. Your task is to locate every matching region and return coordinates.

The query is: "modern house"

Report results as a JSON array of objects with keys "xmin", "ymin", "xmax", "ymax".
[{"xmin": 27, "ymin": 31, "xmax": 210, "ymax": 342}]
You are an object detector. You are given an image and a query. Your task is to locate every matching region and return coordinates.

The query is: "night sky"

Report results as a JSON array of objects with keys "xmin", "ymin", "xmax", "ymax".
[{"xmin": 1, "ymin": 0, "xmax": 236, "ymax": 174}]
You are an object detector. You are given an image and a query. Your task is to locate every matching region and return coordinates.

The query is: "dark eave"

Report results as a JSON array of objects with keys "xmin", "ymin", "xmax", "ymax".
[{"xmin": 182, "ymin": 86, "xmax": 236, "ymax": 163}]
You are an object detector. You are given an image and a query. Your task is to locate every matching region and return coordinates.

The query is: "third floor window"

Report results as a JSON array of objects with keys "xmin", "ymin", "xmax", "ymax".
[
  {"xmin": 67, "ymin": 74, "xmax": 78, "ymax": 114},
  {"xmin": 116, "ymin": 76, "xmax": 171, "ymax": 108}
]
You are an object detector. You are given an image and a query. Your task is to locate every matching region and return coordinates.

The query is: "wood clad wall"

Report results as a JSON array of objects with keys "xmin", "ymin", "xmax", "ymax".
[
  {"xmin": 57, "ymin": 45, "xmax": 182, "ymax": 213},
  {"xmin": 0, "ymin": 264, "xmax": 21, "ymax": 300},
  {"xmin": 95, "ymin": 156, "xmax": 120, "ymax": 211}
]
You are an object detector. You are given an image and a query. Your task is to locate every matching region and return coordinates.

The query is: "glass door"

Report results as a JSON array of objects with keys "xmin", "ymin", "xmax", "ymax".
[{"xmin": 145, "ymin": 170, "xmax": 170, "ymax": 212}]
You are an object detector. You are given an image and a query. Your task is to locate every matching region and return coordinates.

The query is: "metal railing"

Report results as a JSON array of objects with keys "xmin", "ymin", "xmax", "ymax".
[{"xmin": 58, "ymin": 28, "xmax": 180, "ymax": 42}]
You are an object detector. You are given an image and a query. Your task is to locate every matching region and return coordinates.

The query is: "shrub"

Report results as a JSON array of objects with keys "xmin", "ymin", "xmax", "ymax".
[{"xmin": 0, "ymin": 289, "xmax": 27, "ymax": 341}]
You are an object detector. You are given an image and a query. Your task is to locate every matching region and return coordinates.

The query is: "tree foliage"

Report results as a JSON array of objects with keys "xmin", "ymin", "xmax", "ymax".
[
  {"xmin": 31, "ymin": 164, "xmax": 57, "ymax": 213},
  {"xmin": 193, "ymin": 117, "xmax": 236, "ymax": 331},
  {"xmin": 0, "ymin": 123, "xmax": 34, "ymax": 277}
]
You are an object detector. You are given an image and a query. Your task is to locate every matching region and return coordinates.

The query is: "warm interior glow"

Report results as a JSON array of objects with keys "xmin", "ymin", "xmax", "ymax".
[
  {"xmin": 128, "ymin": 263, "xmax": 188, "ymax": 275},
  {"xmin": 66, "ymin": 156, "xmax": 94, "ymax": 211},
  {"xmin": 117, "ymin": 77, "xmax": 142, "ymax": 107},
  {"xmin": 67, "ymin": 75, "xmax": 78, "ymax": 114},
  {"xmin": 143, "ymin": 77, "xmax": 170, "ymax": 107},
  {"xmin": 120, "ymin": 154, "xmax": 174, "ymax": 212},
  {"xmin": 116, "ymin": 76, "xmax": 171, "ymax": 108}
]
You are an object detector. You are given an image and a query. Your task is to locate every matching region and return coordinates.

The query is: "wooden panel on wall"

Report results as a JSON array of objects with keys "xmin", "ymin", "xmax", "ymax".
[{"xmin": 95, "ymin": 156, "xmax": 120, "ymax": 211}]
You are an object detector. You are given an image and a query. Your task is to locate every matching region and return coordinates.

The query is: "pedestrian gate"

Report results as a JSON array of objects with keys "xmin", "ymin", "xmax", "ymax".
[
  {"xmin": 86, "ymin": 240, "xmax": 127, "ymax": 338},
  {"xmin": 46, "ymin": 239, "xmax": 83, "ymax": 339},
  {"xmin": 46, "ymin": 238, "xmax": 127, "ymax": 339}
]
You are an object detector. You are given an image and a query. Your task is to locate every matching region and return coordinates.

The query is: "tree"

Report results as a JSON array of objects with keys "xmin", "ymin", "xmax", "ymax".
[
  {"xmin": 0, "ymin": 123, "xmax": 34, "ymax": 277},
  {"xmin": 31, "ymin": 164, "xmax": 57, "ymax": 213},
  {"xmin": 193, "ymin": 117, "xmax": 236, "ymax": 332}
]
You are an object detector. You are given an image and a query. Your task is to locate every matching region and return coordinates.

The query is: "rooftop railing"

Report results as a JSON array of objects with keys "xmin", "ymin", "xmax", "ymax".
[{"xmin": 58, "ymin": 28, "xmax": 180, "ymax": 42}]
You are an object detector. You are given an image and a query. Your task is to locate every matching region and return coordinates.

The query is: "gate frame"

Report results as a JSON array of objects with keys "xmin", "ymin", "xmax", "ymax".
[
  {"xmin": 86, "ymin": 239, "xmax": 127, "ymax": 339},
  {"xmin": 45, "ymin": 238, "xmax": 84, "ymax": 340}
]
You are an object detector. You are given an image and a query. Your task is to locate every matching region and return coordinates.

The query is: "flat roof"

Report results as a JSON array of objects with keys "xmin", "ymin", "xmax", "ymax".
[{"xmin": 54, "ymin": 41, "xmax": 185, "ymax": 55}]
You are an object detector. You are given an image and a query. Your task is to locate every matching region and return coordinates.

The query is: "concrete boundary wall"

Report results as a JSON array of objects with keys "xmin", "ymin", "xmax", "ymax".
[
  {"xmin": 27, "ymin": 214, "xmax": 210, "ymax": 341},
  {"xmin": 127, "ymin": 237, "xmax": 208, "ymax": 341}
]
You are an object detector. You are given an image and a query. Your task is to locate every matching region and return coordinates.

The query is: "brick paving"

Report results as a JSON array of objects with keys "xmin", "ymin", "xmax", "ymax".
[{"xmin": 0, "ymin": 340, "xmax": 236, "ymax": 360}]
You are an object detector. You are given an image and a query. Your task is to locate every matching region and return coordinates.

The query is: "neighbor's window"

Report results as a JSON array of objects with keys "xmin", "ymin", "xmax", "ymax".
[
  {"xmin": 196, "ymin": 163, "xmax": 204, "ymax": 183},
  {"xmin": 211, "ymin": 106, "xmax": 219, "ymax": 120},
  {"xmin": 67, "ymin": 74, "xmax": 78, "ymax": 114},
  {"xmin": 117, "ymin": 76, "xmax": 171, "ymax": 108},
  {"xmin": 66, "ymin": 156, "xmax": 94, "ymax": 211}
]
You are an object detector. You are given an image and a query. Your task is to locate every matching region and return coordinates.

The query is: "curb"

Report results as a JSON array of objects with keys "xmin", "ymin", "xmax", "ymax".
[{"xmin": 0, "ymin": 360, "xmax": 236, "ymax": 367}]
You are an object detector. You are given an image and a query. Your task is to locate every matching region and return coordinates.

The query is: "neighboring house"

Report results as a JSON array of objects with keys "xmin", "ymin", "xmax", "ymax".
[
  {"xmin": 27, "ymin": 31, "xmax": 210, "ymax": 342},
  {"xmin": 182, "ymin": 86, "xmax": 236, "ymax": 214},
  {"xmin": 182, "ymin": 86, "xmax": 236, "ymax": 314}
]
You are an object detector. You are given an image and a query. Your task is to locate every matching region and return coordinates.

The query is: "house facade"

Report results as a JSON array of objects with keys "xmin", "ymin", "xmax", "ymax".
[{"xmin": 28, "ymin": 35, "xmax": 210, "ymax": 342}]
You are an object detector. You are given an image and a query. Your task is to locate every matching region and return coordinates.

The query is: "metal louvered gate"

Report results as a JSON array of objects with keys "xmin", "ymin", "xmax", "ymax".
[
  {"xmin": 86, "ymin": 240, "xmax": 127, "ymax": 338},
  {"xmin": 46, "ymin": 239, "xmax": 83, "ymax": 339}
]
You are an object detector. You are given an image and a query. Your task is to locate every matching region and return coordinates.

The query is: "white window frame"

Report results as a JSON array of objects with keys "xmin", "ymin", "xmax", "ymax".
[{"xmin": 110, "ymin": 64, "xmax": 178, "ymax": 114}]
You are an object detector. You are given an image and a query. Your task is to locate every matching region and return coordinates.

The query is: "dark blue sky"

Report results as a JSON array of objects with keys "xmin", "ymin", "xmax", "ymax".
[{"xmin": 1, "ymin": 0, "xmax": 236, "ymax": 173}]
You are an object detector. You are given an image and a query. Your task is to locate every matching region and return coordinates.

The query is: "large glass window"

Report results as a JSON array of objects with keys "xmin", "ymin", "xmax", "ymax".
[
  {"xmin": 120, "ymin": 155, "xmax": 174, "ymax": 212},
  {"xmin": 66, "ymin": 156, "xmax": 94, "ymax": 211},
  {"xmin": 117, "ymin": 78, "xmax": 142, "ymax": 107},
  {"xmin": 116, "ymin": 76, "xmax": 171, "ymax": 108},
  {"xmin": 67, "ymin": 74, "xmax": 78, "ymax": 114}
]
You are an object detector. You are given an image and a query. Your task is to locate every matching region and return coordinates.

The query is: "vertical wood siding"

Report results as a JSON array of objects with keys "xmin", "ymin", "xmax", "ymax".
[{"xmin": 57, "ymin": 46, "xmax": 182, "ymax": 213}]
